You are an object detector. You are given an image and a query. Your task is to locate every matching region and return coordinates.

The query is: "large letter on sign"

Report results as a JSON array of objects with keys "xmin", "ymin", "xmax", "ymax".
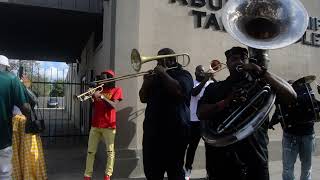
[
  {"xmin": 190, "ymin": 0, "xmax": 206, "ymax": 8},
  {"xmin": 205, "ymin": 13, "xmax": 221, "ymax": 30},
  {"xmin": 170, "ymin": 0, "xmax": 188, "ymax": 5},
  {"xmin": 192, "ymin": 10, "xmax": 207, "ymax": 28},
  {"xmin": 208, "ymin": 0, "xmax": 223, "ymax": 11}
]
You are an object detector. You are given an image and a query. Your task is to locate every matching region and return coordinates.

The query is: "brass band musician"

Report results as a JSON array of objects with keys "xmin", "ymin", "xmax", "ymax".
[
  {"xmin": 184, "ymin": 62, "xmax": 216, "ymax": 179},
  {"xmin": 84, "ymin": 70, "xmax": 123, "ymax": 180},
  {"xmin": 197, "ymin": 47, "xmax": 296, "ymax": 180},
  {"xmin": 270, "ymin": 78, "xmax": 319, "ymax": 180},
  {"xmin": 139, "ymin": 48, "xmax": 193, "ymax": 180}
]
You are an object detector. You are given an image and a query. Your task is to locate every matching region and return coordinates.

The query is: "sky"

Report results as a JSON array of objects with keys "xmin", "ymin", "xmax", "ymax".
[
  {"xmin": 8, "ymin": 60, "xmax": 69, "ymax": 81},
  {"xmin": 37, "ymin": 61, "xmax": 69, "ymax": 80}
]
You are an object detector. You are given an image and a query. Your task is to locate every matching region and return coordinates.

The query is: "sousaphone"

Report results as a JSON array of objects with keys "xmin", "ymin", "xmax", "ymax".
[{"xmin": 202, "ymin": 0, "xmax": 309, "ymax": 147}]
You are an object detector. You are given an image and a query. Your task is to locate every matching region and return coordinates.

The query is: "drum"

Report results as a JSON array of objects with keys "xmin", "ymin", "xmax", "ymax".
[{"xmin": 279, "ymin": 76, "xmax": 320, "ymax": 127}]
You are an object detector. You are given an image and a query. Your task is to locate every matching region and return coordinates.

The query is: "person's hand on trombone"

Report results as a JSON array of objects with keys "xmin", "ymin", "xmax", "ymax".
[
  {"xmin": 93, "ymin": 91, "xmax": 102, "ymax": 99},
  {"xmin": 154, "ymin": 65, "xmax": 167, "ymax": 75}
]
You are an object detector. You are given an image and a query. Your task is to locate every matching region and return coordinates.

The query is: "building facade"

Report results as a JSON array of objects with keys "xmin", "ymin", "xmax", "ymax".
[
  {"xmin": 1, "ymin": 0, "xmax": 319, "ymax": 178},
  {"xmin": 72, "ymin": 0, "xmax": 320, "ymax": 178}
]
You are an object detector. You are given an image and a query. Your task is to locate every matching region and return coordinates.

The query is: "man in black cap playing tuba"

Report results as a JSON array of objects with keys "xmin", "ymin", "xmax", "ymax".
[{"xmin": 197, "ymin": 46, "xmax": 297, "ymax": 180}]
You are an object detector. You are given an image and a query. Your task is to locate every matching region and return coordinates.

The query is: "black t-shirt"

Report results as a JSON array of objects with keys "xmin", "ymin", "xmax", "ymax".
[
  {"xmin": 284, "ymin": 123, "xmax": 314, "ymax": 136},
  {"xmin": 272, "ymin": 88, "xmax": 316, "ymax": 136},
  {"xmin": 143, "ymin": 67, "xmax": 193, "ymax": 138},
  {"xmin": 199, "ymin": 77, "xmax": 269, "ymax": 173}
]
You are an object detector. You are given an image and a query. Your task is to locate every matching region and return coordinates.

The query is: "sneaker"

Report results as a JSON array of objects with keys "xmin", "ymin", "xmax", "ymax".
[
  {"xmin": 184, "ymin": 168, "xmax": 191, "ymax": 180},
  {"xmin": 104, "ymin": 175, "xmax": 111, "ymax": 180},
  {"xmin": 84, "ymin": 176, "xmax": 91, "ymax": 180}
]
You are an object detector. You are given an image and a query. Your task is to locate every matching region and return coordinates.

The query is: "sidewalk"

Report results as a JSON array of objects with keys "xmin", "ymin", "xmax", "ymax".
[
  {"xmin": 186, "ymin": 156, "xmax": 320, "ymax": 180},
  {"xmin": 47, "ymin": 152, "xmax": 320, "ymax": 179},
  {"xmin": 44, "ymin": 136, "xmax": 320, "ymax": 180}
]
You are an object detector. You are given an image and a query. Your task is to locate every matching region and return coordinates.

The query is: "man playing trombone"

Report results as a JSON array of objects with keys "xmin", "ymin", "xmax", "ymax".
[
  {"xmin": 139, "ymin": 48, "xmax": 193, "ymax": 180},
  {"xmin": 84, "ymin": 70, "xmax": 123, "ymax": 180},
  {"xmin": 197, "ymin": 47, "xmax": 297, "ymax": 180}
]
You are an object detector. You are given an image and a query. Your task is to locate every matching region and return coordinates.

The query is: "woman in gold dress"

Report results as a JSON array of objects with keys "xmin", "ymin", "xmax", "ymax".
[{"xmin": 11, "ymin": 75, "xmax": 47, "ymax": 180}]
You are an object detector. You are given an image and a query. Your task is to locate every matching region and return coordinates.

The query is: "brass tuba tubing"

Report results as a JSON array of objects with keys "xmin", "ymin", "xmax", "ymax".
[{"xmin": 216, "ymin": 86, "xmax": 272, "ymax": 134}]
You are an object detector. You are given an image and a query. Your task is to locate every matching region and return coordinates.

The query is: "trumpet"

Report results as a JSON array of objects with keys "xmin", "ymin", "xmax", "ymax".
[
  {"xmin": 206, "ymin": 60, "xmax": 227, "ymax": 74},
  {"xmin": 201, "ymin": 60, "xmax": 227, "ymax": 79},
  {"xmin": 76, "ymin": 84, "xmax": 104, "ymax": 102},
  {"xmin": 76, "ymin": 49, "xmax": 191, "ymax": 102}
]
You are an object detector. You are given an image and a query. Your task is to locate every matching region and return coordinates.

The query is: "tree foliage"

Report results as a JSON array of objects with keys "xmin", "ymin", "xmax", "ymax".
[
  {"xmin": 8, "ymin": 60, "xmax": 53, "ymax": 97},
  {"xmin": 50, "ymin": 80, "xmax": 64, "ymax": 97}
]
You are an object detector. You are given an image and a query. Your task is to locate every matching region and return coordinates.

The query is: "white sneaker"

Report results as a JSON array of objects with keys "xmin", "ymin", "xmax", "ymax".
[{"xmin": 184, "ymin": 168, "xmax": 191, "ymax": 180}]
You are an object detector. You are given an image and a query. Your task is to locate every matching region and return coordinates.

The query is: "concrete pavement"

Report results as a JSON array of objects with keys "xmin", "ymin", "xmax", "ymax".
[
  {"xmin": 186, "ymin": 156, "xmax": 320, "ymax": 180},
  {"xmin": 44, "ymin": 123, "xmax": 320, "ymax": 179},
  {"xmin": 44, "ymin": 137, "xmax": 320, "ymax": 180}
]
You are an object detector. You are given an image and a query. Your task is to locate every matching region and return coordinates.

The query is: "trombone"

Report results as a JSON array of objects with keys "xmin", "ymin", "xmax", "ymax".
[{"xmin": 76, "ymin": 49, "xmax": 191, "ymax": 102}]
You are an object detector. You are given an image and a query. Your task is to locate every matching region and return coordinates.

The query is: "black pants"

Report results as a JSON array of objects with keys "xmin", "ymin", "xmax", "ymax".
[
  {"xmin": 205, "ymin": 142, "xmax": 269, "ymax": 180},
  {"xmin": 185, "ymin": 121, "xmax": 201, "ymax": 170},
  {"xmin": 143, "ymin": 134, "xmax": 187, "ymax": 180}
]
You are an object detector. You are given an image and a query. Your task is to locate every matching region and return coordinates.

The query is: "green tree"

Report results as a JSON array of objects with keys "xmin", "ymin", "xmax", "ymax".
[
  {"xmin": 8, "ymin": 60, "xmax": 51, "ymax": 97},
  {"xmin": 31, "ymin": 77, "xmax": 51, "ymax": 97},
  {"xmin": 50, "ymin": 80, "xmax": 64, "ymax": 97}
]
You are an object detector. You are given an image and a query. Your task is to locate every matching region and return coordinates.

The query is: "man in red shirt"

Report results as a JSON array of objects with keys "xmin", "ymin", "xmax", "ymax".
[{"xmin": 84, "ymin": 70, "xmax": 123, "ymax": 180}]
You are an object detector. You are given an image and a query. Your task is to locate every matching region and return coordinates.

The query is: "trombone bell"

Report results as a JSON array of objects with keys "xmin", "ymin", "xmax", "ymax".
[
  {"xmin": 131, "ymin": 49, "xmax": 191, "ymax": 72},
  {"xmin": 131, "ymin": 49, "xmax": 142, "ymax": 72}
]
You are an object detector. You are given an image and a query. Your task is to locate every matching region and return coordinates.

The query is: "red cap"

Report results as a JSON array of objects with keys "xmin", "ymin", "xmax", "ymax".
[{"xmin": 102, "ymin": 69, "xmax": 115, "ymax": 77}]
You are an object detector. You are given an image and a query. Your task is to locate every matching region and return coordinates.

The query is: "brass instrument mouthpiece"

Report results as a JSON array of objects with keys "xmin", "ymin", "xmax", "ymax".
[{"xmin": 236, "ymin": 65, "xmax": 243, "ymax": 72}]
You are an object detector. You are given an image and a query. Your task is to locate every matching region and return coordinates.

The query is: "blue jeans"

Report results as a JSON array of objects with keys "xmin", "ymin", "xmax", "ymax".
[
  {"xmin": 282, "ymin": 133, "xmax": 315, "ymax": 180},
  {"xmin": 0, "ymin": 146, "xmax": 12, "ymax": 180}
]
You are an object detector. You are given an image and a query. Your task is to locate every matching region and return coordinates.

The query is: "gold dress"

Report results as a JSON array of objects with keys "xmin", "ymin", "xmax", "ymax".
[{"xmin": 11, "ymin": 114, "xmax": 47, "ymax": 180}]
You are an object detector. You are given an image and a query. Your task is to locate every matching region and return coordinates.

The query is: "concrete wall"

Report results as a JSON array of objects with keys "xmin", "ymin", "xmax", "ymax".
[
  {"xmin": 75, "ymin": 0, "xmax": 320, "ymax": 178},
  {"xmin": 137, "ymin": 0, "xmax": 320, "ymax": 80},
  {"xmin": 137, "ymin": 0, "xmax": 320, "ymax": 177},
  {"xmin": 74, "ymin": 1, "xmax": 144, "ymax": 177},
  {"xmin": 111, "ymin": 0, "xmax": 143, "ymax": 177}
]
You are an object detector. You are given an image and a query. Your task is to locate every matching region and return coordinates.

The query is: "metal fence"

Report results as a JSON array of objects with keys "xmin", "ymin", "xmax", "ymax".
[{"xmin": 16, "ymin": 61, "xmax": 92, "ymax": 138}]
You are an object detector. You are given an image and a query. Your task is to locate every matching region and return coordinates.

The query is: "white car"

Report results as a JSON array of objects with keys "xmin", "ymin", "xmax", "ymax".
[{"xmin": 47, "ymin": 98, "xmax": 59, "ymax": 108}]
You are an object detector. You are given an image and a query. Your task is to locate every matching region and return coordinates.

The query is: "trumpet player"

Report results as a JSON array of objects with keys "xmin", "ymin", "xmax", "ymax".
[
  {"xmin": 197, "ymin": 47, "xmax": 297, "ymax": 180},
  {"xmin": 184, "ymin": 63, "xmax": 216, "ymax": 180},
  {"xmin": 139, "ymin": 48, "xmax": 193, "ymax": 180},
  {"xmin": 84, "ymin": 70, "xmax": 123, "ymax": 180}
]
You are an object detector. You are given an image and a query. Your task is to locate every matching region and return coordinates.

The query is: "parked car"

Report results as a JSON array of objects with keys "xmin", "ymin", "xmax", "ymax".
[{"xmin": 47, "ymin": 98, "xmax": 59, "ymax": 108}]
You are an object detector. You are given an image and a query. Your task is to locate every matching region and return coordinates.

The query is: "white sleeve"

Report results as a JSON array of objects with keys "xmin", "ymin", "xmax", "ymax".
[{"xmin": 12, "ymin": 105, "xmax": 22, "ymax": 116}]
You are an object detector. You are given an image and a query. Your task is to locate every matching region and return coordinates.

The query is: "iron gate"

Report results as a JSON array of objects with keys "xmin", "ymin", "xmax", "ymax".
[{"xmin": 16, "ymin": 61, "xmax": 92, "ymax": 138}]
